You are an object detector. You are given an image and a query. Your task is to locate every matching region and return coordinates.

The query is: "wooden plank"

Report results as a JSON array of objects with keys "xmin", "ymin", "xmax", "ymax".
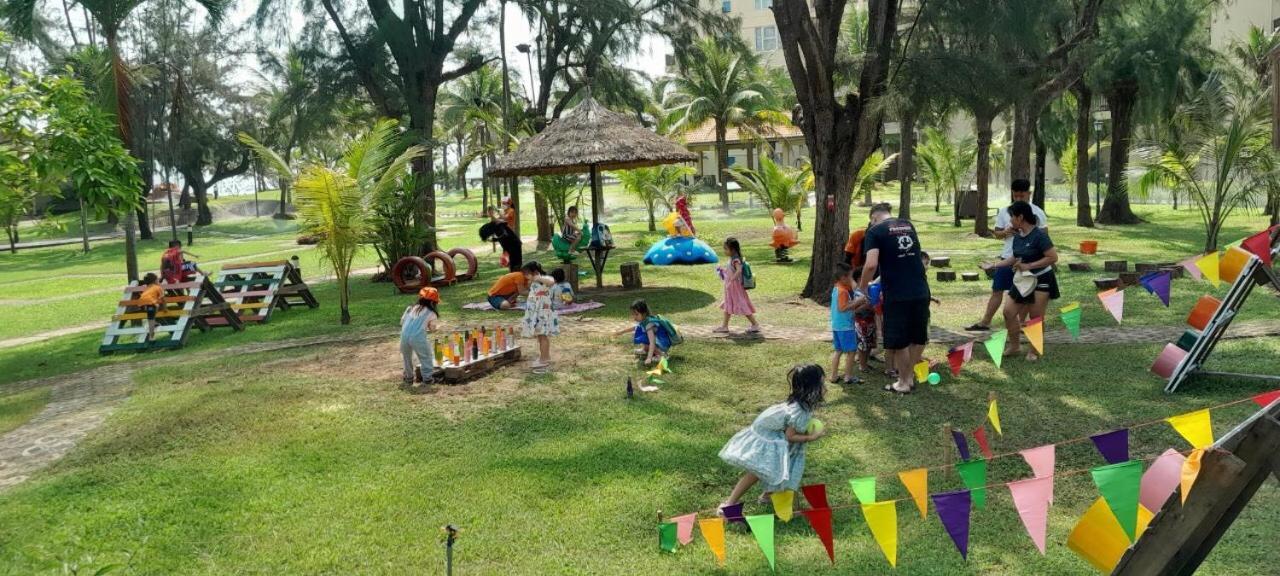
[
  {"xmin": 216, "ymin": 279, "xmax": 282, "ymax": 287},
  {"xmin": 220, "ymin": 260, "xmax": 289, "ymax": 271},
  {"xmin": 123, "ymin": 280, "xmax": 202, "ymax": 292},
  {"xmin": 112, "ymin": 309, "xmax": 190, "ymax": 321},
  {"xmin": 218, "ymin": 290, "xmax": 275, "ymax": 300},
  {"xmin": 230, "ymin": 302, "xmax": 269, "ymax": 310},
  {"xmin": 104, "ymin": 324, "xmax": 185, "ymax": 336},
  {"xmin": 119, "ymin": 295, "xmax": 196, "ymax": 306},
  {"xmin": 98, "ymin": 339, "xmax": 184, "ymax": 353},
  {"xmin": 203, "ymin": 315, "xmax": 263, "ymax": 327}
]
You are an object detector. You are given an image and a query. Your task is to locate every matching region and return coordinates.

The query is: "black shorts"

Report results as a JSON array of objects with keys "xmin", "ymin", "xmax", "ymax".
[
  {"xmin": 882, "ymin": 299, "xmax": 930, "ymax": 349},
  {"xmin": 144, "ymin": 305, "xmax": 158, "ymax": 320},
  {"xmin": 1008, "ymin": 270, "xmax": 1060, "ymax": 304}
]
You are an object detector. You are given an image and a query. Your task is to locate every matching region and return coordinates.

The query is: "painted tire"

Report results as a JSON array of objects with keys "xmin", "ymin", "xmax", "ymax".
[
  {"xmin": 391, "ymin": 256, "xmax": 432, "ymax": 294},
  {"xmin": 423, "ymin": 250, "xmax": 457, "ymax": 286},
  {"xmin": 446, "ymin": 248, "xmax": 478, "ymax": 281}
]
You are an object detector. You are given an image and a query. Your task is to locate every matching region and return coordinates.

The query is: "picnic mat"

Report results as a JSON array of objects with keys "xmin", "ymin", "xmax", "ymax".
[{"xmin": 461, "ymin": 300, "xmax": 606, "ymax": 315}]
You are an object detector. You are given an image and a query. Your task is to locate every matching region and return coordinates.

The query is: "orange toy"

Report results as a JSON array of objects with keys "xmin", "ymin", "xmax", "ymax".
[{"xmin": 769, "ymin": 208, "xmax": 799, "ymax": 263}]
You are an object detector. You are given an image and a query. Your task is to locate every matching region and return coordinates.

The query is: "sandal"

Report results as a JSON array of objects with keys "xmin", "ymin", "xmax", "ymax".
[
  {"xmin": 965, "ymin": 323, "xmax": 991, "ymax": 331},
  {"xmin": 828, "ymin": 376, "xmax": 844, "ymax": 384},
  {"xmin": 712, "ymin": 327, "xmax": 730, "ymax": 334},
  {"xmin": 882, "ymin": 383, "xmax": 912, "ymax": 395},
  {"xmin": 844, "ymin": 376, "xmax": 863, "ymax": 385},
  {"xmin": 746, "ymin": 326, "xmax": 762, "ymax": 334}
]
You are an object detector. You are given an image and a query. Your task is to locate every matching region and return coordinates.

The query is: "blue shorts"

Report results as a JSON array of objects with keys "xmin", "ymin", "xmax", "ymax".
[
  {"xmin": 833, "ymin": 330, "xmax": 858, "ymax": 353},
  {"xmin": 634, "ymin": 325, "xmax": 672, "ymax": 352},
  {"xmin": 991, "ymin": 266, "xmax": 1014, "ymax": 291},
  {"xmin": 488, "ymin": 294, "xmax": 515, "ymax": 310}
]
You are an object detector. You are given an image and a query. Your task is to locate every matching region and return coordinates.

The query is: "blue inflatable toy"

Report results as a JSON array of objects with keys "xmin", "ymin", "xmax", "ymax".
[
  {"xmin": 868, "ymin": 283, "xmax": 882, "ymax": 306},
  {"xmin": 643, "ymin": 236, "xmax": 719, "ymax": 266}
]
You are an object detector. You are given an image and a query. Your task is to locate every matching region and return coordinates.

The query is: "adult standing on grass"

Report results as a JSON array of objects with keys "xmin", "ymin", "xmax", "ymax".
[
  {"xmin": 981, "ymin": 201, "xmax": 1060, "ymax": 361},
  {"xmin": 481, "ymin": 207, "xmax": 523, "ymax": 272},
  {"xmin": 858, "ymin": 203, "xmax": 930, "ymax": 394},
  {"xmin": 966, "ymin": 179, "xmax": 1047, "ymax": 331}
]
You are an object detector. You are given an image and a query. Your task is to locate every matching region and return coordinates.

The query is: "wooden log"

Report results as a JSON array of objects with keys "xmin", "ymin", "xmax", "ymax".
[
  {"xmin": 1094, "ymin": 277, "xmax": 1120, "ymax": 290},
  {"xmin": 560, "ymin": 263, "xmax": 580, "ymax": 294},
  {"xmin": 440, "ymin": 346, "xmax": 523, "ymax": 384},
  {"xmin": 961, "ymin": 272, "xmax": 980, "ymax": 281},
  {"xmin": 936, "ymin": 270, "xmax": 957, "ymax": 282},
  {"xmin": 621, "ymin": 261, "xmax": 643, "ymax": 290},
  {"xmin": 1068, "ymin": 262, "xmax": 1092, "ymax": 272},
  {"xmin": 1120, "ymin": 272, "xmax": 1141, "ymax": 286},
  {"xmin": 1162, "ymin": 266, "xmax": 1185, "ymax": 279},
  {"xmin": 1105, "ymin": 260, "xmax": 1129, "ymax": 272},
  {"xmin": 930, "ymin": 256, "xmax": 951, "ymax": 268},
  {"xmin": 1136, "ymin": 262, "xmax": 1160, "ymax": 273}
]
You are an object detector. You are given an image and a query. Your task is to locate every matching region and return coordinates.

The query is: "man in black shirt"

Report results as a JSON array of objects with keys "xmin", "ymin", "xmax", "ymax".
[{"xmin": 858, "ymin": 203, "xmax": 930, "ymax": 394}]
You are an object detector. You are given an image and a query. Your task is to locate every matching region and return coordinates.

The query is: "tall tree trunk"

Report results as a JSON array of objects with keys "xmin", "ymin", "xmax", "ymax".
[
  {"xmin": 715, "ymin": 121, "xmax": 730, "ymax": 212},
  {"xmin": 1073, "ymin": 84, "xmax": 1094, "ymax": 227},
  {"xmin": 276, "ymin": 150, "xmax": 292, "ymax": 219},
  {"xmin": 440, "ymin": 142, "xmax": 450, "ymax": 192},
  {"xmin": 1098, "ymin": 83, "xmax": 1141, "ymax": 224},
  {"xmin": 535, "ymin": 192, "xmax": 551, "ymax": 248},
  {"xmin": 107, "ymin": 31, "xmax": 138, "ymax": 281},
  {"xmin": 1010, "ymin": 100, "xmax": 1035, "ymax": 183},
  {"xmin": 499, "ymin": 1, "xmax": 518, "ymax": 236},
  {"xmin": 79, "ymin": 195, "xmax": 90, "ymax": 252},
  {"xmin": 192, "ymin": 179, "xmax": 213, "ymax": 226},
  {"xmin": 1033, "ymin": 133, "xmax": 1047, "ymax": 208},
  {"xmin": 898, "ymin": 111, "xmax": 915, "ymax": 221},
  {"xmin": 456, "ymin": 136, "xmax": 467, "ymax": 198},
  {"xmin": 974, "ymin": 112, "xmax": 994, "ymax": 236},
  {"xmin": 647, "ymin": 201, "xmax": 656, "ymax": 231}
]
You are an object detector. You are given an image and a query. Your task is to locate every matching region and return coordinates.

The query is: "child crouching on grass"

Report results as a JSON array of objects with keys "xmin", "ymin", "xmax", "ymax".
[
  {"xmin": 631, "ymin": 299, "xmax": 677, "ymax": 365},
  {"xmin": 719, "ymin": 364, "xmax": 826, "ymax": 510},
  {"xmin": 400, "ymin": 287, "xmax": 440, "ymax": 384}
]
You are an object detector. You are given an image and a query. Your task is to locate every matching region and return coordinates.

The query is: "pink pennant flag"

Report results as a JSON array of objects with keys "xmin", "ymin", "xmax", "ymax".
[
  {"xmin": 1019, "ymin": 444, "xmax": 1056, "ymax": 503},
  {"xmin": 962, "ymin": 340, "xmax": 974, "ymax": 362},
  {"xmin": 671, "ymin": 513, "xmax": 697, "ymax": 545},
  {"xmin": 1098, "ymin": 288, "xmax": 1125, "ymax": 324},
  {"xmin": 1140, "ymin": 449, "xmax": 1187, "ymax": 513},
  {"xmin": 973, "ymin": 425, "xmax": 994, "ymax": 460},
  {"xmin": 1008, "ymin": 476, "xmax": 1053, "ymax": 554},
  {"xmin": 1180, "ymin": 256, "xmax": 1203, "ymax": 280}
]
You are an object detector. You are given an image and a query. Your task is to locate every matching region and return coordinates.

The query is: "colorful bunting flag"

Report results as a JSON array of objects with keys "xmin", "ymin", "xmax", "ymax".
[
  {"xmin": 913, "ymin": 360, "xmax": 930, "ymax": 383},
  {"xmin": 951, "ymin": 429, "xmax": 971, "ymax": 461},
  {"xmin": 1166, "ymin": 409, "xmax": 1214, "ymax": 449},
  {"xmin": 984, "ymin": 329, "xmax": 1008, "ymax": 368},
  {"xmin": 801, "ymin": 483, "xmax": 829, "ymax": 510},
  {"xmin": 1090, "ymin": 429, "xmax": 1129, "ymax": 464},
  {"xmin": 659, "ymin": 356, "xmax": 671, "ymax": 373},
  {"xmin": 1024, "ymin": 317, "xmax": 1044, "ymax": 355},
  {"xmin": 961, "ymin": 340, "xmax": 974, "ymax": 361},
  {"xmin": 1060, "ymin": 304, "xmax": 1082, "ymax": 340},
  {"xmin": 1008, "ymin": 476, "xmax": 1052, "ymax": 554},
  {"xmin": 988, "ymin": 398, "xmax": 1002, "ymax": 435},
  {"xmin": 947, "ymin": 346, "xmax": 965, "ymax": 377},
  {"xmin": 1181, "ymin": 256, "xmax": 1203, "ymax": 281},
  {"xmin": 1181, "ymin": 448, "xmax": 1204, "ymax": 505},
  {"xmin": 801, "ymin": 508, "xmax": 835, "ymax": 564},
  {"xmin": 850, "ymin": 477, "xmax": 877, "ymax": 504},
  {"xmin": 770, "ymin": 490, "xmax": 795, "ymax": 522},
  {"xmin": 1220, "ymin": 246, "xmax": 1252, "ymax": 284},
  {"xmin": 898, "ymin": 468, "xmax": 929, "ymax": 519},
  {"xmin": 1251, "ymin": 389, "xmax": 1280, "ymax": 408},
  {"xmin": 931, "ymin": 490, "xmax": 972, "ymax": 560},
  {"xmin": 1020, "ymin": 444, "xmax": 1056, "ymax": 504},
  {"xmin": 658, "ymin": 522, "xmax": 678, "ymax": 553},
  {"xmin": 957, "ymin": 458, "xmax": 988, "ymax": 509},
  {"xmin": 745, "ymin": 514, "xmax": 777, "ymax": 571},
  {"xmin": 721, "ymin": 502, "xmax": 745, "ymax": 524},
  {"xmin": 1139, "ymin": 271, "xmax": 1172, "ymax": 307},
  {"xmin": 1091, "ymin": 460, "xmax": 1143, "ymax": 542},
  {"xmin": 672, "ymin": 513, "xmax": 697, "ymax": 546},
  {"xmin": 1098, "ymin": 288, "xmax": 1125, "ymax": 324},
  {"xmin": 1195, "ymin": 251, "xmax": 1220, "ymax": 287},
  {"xmin": 861, "ymin": 501, "xmax": 898, "ymax": 568},
  {"xmin": 697, "ymin": 518, "xmax": 726, "ymax": 565},
  {"xmin": 973, "ymin": 425, "xmax": 994, "ymax": 460},
  {"xmin": 1140, "ymin": 449, "xmax": 1186, "ymax": 512},
  {"xmin": 1241, "ymin": 226, "xmax": 1276, "ymax": 267},
  {"xmin": 1067, "ymin": 497, "xmax": 1156, "ymax": 573}
]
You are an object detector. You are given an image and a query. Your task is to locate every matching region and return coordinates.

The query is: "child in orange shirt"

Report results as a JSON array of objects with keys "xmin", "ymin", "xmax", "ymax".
[{"xmin": 136, "ymin": 273, "xmax": 165, "ymax": 341}]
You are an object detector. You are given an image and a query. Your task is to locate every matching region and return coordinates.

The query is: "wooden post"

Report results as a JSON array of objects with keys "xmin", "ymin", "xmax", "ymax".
[
  {"xmin": 621, "ymin": 262, "xmax": 643, "ymax": 289},
  {"xmin": 560, "ymin": 263, "xmax": 579, "ymax": 294}
]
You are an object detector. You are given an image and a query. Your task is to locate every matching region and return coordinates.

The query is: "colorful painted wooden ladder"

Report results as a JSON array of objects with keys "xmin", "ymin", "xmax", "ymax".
[
  {"xmin": 208, "ymin": 260, "xmax": 319, "ymax": 326},
  {"xmin": 99, "ymin": 275, "xmax": 243, "ymax": 355}
]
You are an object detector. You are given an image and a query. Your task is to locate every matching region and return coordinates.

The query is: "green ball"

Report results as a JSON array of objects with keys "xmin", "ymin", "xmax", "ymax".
[
  {"xmin": 808, "ymin": 418, "xmax": 825, "ymax": 435},
  {"xmin": 927, "ymin": 372, "xmax": 942, "ymax": 385}
]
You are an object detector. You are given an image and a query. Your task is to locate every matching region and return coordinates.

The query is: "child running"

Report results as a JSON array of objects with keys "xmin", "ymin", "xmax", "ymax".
[
  {"xmin": 718, "ymin": 364, "xmax": 827, "ymax": 510},
  {"xmin": 519, "ymin": 261, "xmax": 559, "ymax": 372},
  {"xmin": 829, "ymin": 262, "xmax": 862, "ymax": 384},
  {"xmin": 400, "ymin": 287, "xmax": 440, "ymax": 384},
  {"xmin": 715, "ymin": 237, "xmax": 760, "ymax": 334},
  {"xmin": 630, "ymin": 299, "xmax": 676, "ymax": 365},
  {"xmin": 135, "ymin": 273, "xmax": 165, "ymax": 342}
]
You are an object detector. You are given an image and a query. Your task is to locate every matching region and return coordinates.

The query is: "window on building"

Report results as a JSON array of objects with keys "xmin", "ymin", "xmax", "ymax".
[
  {"xmin": 722, "ymin": 0, "xmax": 731, "ymax": 13},
  {"xmin": 754, "ymin": 26, "xmax": 778, "ymax": 52},
  {"xmin": 755, "ymin": 0, "xmax": 772, "ymax": 9}
]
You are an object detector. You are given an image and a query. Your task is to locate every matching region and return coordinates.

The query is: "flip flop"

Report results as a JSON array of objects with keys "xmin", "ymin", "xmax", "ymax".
[
  {"xmin": 712, "ymin": 327, "xmax": 730, "ymax": 334},
  {"xmin": 882, "ymin": 384, "xmax": 912, "ymax": 395}
]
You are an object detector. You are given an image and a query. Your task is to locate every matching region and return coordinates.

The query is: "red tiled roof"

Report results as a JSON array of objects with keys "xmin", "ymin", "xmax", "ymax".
[{"xmin": 679, "ymin": 120, "xmax": 804, "ymax": 146}]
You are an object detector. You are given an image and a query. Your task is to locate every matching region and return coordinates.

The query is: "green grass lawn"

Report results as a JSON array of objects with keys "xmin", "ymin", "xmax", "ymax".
[{"xmin": 0, "ymin": 386, "xmax": 50, "ymax": 435}]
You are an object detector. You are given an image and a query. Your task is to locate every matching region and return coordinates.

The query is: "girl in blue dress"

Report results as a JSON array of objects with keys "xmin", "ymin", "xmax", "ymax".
[{"xmin": 719, "ymin": 364, "xmax": 827, "ymax": 510}]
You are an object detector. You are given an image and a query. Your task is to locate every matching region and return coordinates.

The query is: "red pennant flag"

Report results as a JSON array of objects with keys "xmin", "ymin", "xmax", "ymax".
[
  {"xmin": 801, "ymin": 508, "xmax": 836, "ymax": 563},
  {"xmin": 947, "ymin": 346, "xmax": 965, "ymax": 377},
  {"xmin": 1253, "ymin": 389, "xmax": 1280, "ymax": 408},
  {"xmin": 1241, "ymin": 226, "xmax": 1277, "ymax": 267},
  {"xmin": 973, "ymin": 425, "xmax": 994, "ymax": 460},
  {"xmin": 801, "ymin": 483, "xmax": 830, "ymax": 510}
]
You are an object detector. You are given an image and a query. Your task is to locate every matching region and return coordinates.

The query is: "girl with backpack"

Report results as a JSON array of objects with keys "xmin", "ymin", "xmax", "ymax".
[
  {"xmin": 715, "ymin": 237, "xmax": 761, "ymax": 334},
  {"xmin": 630, "ymin": 300, "xmax": 680, "ymax": 365}
]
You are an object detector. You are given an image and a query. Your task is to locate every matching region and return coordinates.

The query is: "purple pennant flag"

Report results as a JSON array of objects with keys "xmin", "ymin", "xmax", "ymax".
[
  {"xmin": 1139, "ymin": 271, "xmax": 1172, "ymax": 307},
  {"xmin": 931, "ymin": 490, "xmax": 972, "ymax": 560},
  {"xmin": 721, "ymin": 502, "xmax": 746, "ymax": 525},
  {"xmin": 1090, "ymin": 429, "xmax": 1129, "ymax": 464},
  {"xmin": 952, "ymin": 429, "xmax": 971, "ymax": 461}
]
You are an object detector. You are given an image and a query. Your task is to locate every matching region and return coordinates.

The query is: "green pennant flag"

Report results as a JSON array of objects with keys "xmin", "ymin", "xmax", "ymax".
[
  {"xmin": 1060, "ymin": 306, "xmax": 1082, "ymax": 340},
  {"xmin": 659, "ymin": 356, "xmax": 671, "ymax": 373},
  {"xmin": 850, "ymin": 476, "xmax": 877, "ymax": 504},
  {"xmin": 984, "ymin": 330, "xmax": 1008, "ymax": 368},
  {"xmin": 1091, "ymin": 460, "xmax": 1144, "ymax": 542},
  {"xmin": 658, "ymin": 521, "xmax": 678, "ymax": 553},
  {"xmin": 745, "ymin": 514, "xmax": 777, "ymax": 571},
  {"xmin": 647, "ymin": 375, "xmax": 666, "ymax": 386},
  {"xmin": 957, "ymin": 458, "xmax": 989, "ymax": 509}
]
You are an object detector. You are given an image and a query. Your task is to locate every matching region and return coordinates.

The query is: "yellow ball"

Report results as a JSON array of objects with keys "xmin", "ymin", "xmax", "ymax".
[{"xmin": 807, "ymin": 418, "xmax": 825, "ymax": 435}]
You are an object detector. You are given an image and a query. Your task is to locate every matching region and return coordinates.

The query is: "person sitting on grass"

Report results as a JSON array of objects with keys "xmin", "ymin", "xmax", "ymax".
[
  {"xmin": 135, "ymin": 273, "xmax": 165, "ymax": 342},
  {"xmin": 486, "ymin": 269, "xmax": 529, "ymax": 310},
  {"xmin": 630, "ymin": 299, "xmax": 676, "ymax": 365},
  {"xmin": 829, "ymin": 262, "xmax": 863, "ymax": 384},
  {"xmin": 400, "ymin": 287, "xmax": 440, "ymax": 385},
  {"xmin": 718, "ymin": 364, "xmax": 826, "ymax": 512},
  {"xmin": 549, "ymin": 268, "xmax": 575, "ymax": 310},
  {"xmin": 980, "ymin": 200, "xmax": 1060, "ymax": 362}
]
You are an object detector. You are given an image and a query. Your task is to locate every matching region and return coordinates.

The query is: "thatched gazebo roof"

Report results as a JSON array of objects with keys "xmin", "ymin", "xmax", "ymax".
[{"xmin": 489, "ymin": 96, "xmax": 696, "ymax": 177}]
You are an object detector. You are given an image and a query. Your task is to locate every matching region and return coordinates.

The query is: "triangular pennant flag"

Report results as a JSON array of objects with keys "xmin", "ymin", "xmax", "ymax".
[
  {"xmin": 962, "ymin": 340, "xmax": 974, "ymax": 361},
  {"xmin": 1140, "ymin": 449, "xmax": 1187, "ymax": 512},
  {"xmin": 1140, "ymin": 271, "xmax": 1171, "ymax": 307},
  {"xmin": 721, "ymin": 502, "xmax": 746, "ymax": 524},
  {"xmin": 1241, "ymin": 226, "xmax": 1276, "ymax": 267},
  {"xmin": 913, "ymin": 360, "xmax": 929, "ymax": 383},
  {"xmin": 1024, "ymin": 317, "xmax": 1044, "ymax": 355},
  {"xmin": 1195, "ymin": 251, "xmax": 1220, "ymax": 287},
  {"xmin": 1181, "ymin": 448, "xmax": 1204, "ymax": 505},
  {"xmin": 973, "ymin": 425, "xmax": 994, "ymax": 460},
  {"xmin": 1020, "ymin": 444, "xmax": 1056, "ymax": 503},
  {"xmin": 898, "ymin": 468, "xmax": 929, "ymax": 519},
  {"xmin": 947, "ymin": 346, "xmax": 965, "ymax": 377},
  {"xmin": 1060, "ymin": 305, "xmax": 1082, "ymax": 340},
  {"xmin": 770, "ymin": 490, "xmax": 795, "ymax": 522},
  {"xmin": 850, "ymin": 476, "xmax": 877, "ymax": 504},
  {"xmin": 1098, "ymin": 288, "xmax": 1125, "ymax": 324},
  {"xmin": 1090, "ymin": 429, "xmax": 1129, "ymax": 464},
  {"xmin": 1166, "ymin": 409, "xmax": 1213, "ymax": 449},
  {"xmin": 951, "ymin": 429, "xmax": 971, "ymax": 461},
  {"xmin": 930, "ymin": 490, "xmax": 972, "ymax": 560},
  {"xmin": 646, "ymin": 375, "xmax": 666, "ymax": 386},
  {"xmin": 801, "ymin": 483, "xmax": 830, "ymax": 510},
  {"xmin": 745, "ymin": 514, "xmax": 777, "ymax": 571},
  {"xmin": 1067, "ymin": 497, "xmax": 1156, "ymax": 573},
  {"xmin": 672, "ymin": 513, "xmax": 697, "ymax": 545},
  {"xmin": 1251, "ymin": 389, "xmax": 1280, "ymax": 408},
  {"xmin": 659, "ymin": 356, "xmax": 671, "ymax": 374},
  {"xmin": 801, "ymin": 508, "xmax": 835, "ymax": 564},
  {"xmin": 861, "ymin": 500, "xmax": 898, "ymax": 568},
  {"xmin": 658, "ymin": 522, "xmax": 678, "ymax": 553},
  {"xmin": 697, "ymin": 518, "xmax": 726, "ymax": 565},
  {"xmin": 1181, "ymin": 256, "xmax": 1203, "ymax": 281},
  {"xmin": 984, "ymin": 329, "xmax": 1008, "ymax": 368},
  {"xmin": 987, "ymin": 398, "xmax": 1002, "ymax": 435},
  {"xmin": 1008, "ymin": 476, "xmax": 1053, "ymax": 554},
  {"xmin": 1091, "ymin": 460, "xmax": 1143, "ymax": 541},
  {"xmin": 956, "ymin": 458, "xmax": 988, "ymax": 509}
]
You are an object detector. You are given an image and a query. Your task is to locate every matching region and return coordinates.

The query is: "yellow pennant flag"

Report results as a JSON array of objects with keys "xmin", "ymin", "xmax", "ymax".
[
  {"xmin": 771, "ymin": 490, "xmax": 795, "ymax": 523},
  {"xmin": 697, "ymin": 517, "xmax": 726, "ymax": 565},
  {"xmin": 898, "ymin": 468, "xmax": 929, "ymax": 519},
  {"xmin": 913, "ymin": 361, "xmax": 929, "ymax": 383},
  {"xmin": 1195, "ymin": 251, "xmax": 1220, "ymax": 287},
  {"xmin": 1024, "ymin": 320, "xmax": 1044, "ymax": 355},
  {"xmin": 1181, "ymin": 448, "xmax": 1204, "ymax": 504},
  {"xmin": 1166, "ymin": 409, "xmax": 1214, "ymax": 449},
  {"xmin": 1060, "ymin": 302, "xmax": 1080, "ymax": 314},
  {"xmin": 1067, "ymin": 497, "xmax": 1156, "ymax": 573},
  {"xmin": 988, "ymin": 398, "xmax": 1003, "ymax": 436},
  {"xmin": 861, "ymin": 500, "xmax": 898, "ymax": 568}
]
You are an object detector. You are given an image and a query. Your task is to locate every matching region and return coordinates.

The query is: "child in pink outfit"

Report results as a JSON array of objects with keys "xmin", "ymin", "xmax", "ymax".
[
  {"xmin": 675, "ymin": 189, "xmax": 695, "ymax": 234},
  {"xmin": 716, "ymin": 236, "xmax": 761, "ymax": 334}
]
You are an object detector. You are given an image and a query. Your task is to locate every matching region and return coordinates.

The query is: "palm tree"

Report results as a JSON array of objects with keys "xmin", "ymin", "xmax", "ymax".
[
  {"xmin": 614, "ymin": 165, "xmax": 694, "ymax": 231},
  {"xmin": 729, "ymin": 157, "xmax": 809, "ymax": 229},
  {"xmin": 439, "ymin": 64, "xmax": 506, "ymax": 211},
  {"xmin": 915, "ymin": 126, "xmax": 977, "ymax": 213},
  {"xmin": 263, "ymin": 120, "xmax": 424, "ymax": 324},
  {"xmin": 1229, "ymin": 25, "xmax": 1280, "ymax": 85},
  {"xmin": 666, "ymin": 37, "xmax": 779, "ymax": 212},
  {"xmin": 855, "ymin": 150, "xmax": 899, "ymax": 206}
]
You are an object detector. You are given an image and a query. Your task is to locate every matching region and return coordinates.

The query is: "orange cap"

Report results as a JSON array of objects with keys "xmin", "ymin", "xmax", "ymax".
[{"xmin": 418, "ymin": 287, "xmax": 440, "ymax": 302}]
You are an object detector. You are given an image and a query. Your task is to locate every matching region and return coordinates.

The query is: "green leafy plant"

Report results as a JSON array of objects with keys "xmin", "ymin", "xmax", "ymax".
[
  {"xmin": 728, "ymin": 156, "xmax": 809, "ymax": 229},
  {"xmin": 613, "ymin": 165, "xmax": 695, "ymax": 231}
]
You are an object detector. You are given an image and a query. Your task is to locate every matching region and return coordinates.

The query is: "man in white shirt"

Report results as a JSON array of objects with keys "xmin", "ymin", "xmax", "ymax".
[{"xmin": 965, "ymin": 179, "xmax": 1048, "ymax": 331}]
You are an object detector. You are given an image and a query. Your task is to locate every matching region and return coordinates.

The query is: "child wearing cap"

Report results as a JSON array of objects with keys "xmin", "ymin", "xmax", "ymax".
[{"xmin": 400, "ymin": 287, "xmax": 441, "ymax": 384}]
